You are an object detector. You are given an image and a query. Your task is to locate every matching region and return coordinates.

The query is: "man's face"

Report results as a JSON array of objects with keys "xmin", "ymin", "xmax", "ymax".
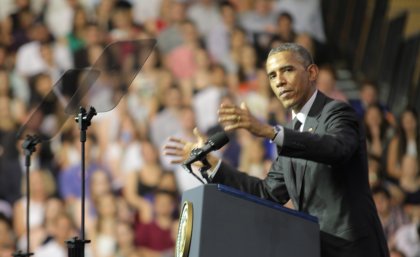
[{"xmin": 266, "ymin": 51, "xmax": 317, "ymax": 111}]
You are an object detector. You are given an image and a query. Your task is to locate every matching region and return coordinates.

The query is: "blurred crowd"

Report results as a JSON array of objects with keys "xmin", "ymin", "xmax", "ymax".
[{"xmin": 0, "ymin": 0, "xmax": 419, "ymax": 257}]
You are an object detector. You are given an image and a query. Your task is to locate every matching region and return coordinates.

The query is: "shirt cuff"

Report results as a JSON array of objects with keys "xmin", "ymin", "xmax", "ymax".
[
  {"xmin": 208, "ymin": 159, "xmax": 222, "ymax": 181},
  {"xmin": 271, "ymin": 125, "xmax": 284, "ymax": 146}
]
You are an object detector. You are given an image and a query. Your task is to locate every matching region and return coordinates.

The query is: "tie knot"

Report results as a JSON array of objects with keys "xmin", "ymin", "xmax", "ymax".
[{"xmin": 293, "ymin": 118, "xmax": 302, "ymax": 131}]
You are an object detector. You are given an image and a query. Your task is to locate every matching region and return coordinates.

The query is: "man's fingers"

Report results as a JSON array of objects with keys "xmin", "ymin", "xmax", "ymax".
[
  {"xmin": 218, "ymin": 107, "xmax": 237, "ymax": 115},
  {"xmin": 218, "ymin": 114, "xmax": 237, "ymax": 123},
  {"xmin": 240, "ymin": 102, "xmax": 248, "ymax": 111},
  {"xmin": 163, "ymin": 150, "xmax": 175, "ymax": 156},
  {"xmin": 220, "ymin": 103, "xmax": 236, "ymax": 109},
  {"xmin": 163, "ymin": 145, "xmax": 183, "ymax": 151},
  {"xmin": 223, "ymin": 123, "xmax": 241, "ymax": 131},
  {"xmin": 193, "ymin": 128, "xmax": 206, "ymax": 143},
  {"xmin": 167, "ymin": 137, "xmax": 185, "ymax": 144},
  {"xmin": 170, "ymin": 158, "xmax": 185, "ymax": 164}
]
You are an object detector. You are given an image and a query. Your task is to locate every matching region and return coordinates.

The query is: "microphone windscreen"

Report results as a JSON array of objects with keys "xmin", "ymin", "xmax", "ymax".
[{"xmin": 208, "ymin": 131, "xmax": 229, "ymax": 150}]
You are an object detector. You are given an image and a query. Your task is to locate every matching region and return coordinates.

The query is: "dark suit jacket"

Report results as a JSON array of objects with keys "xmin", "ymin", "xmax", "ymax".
[{"xmin": 212, "ymin": 92, "xmax": 389, "ymax": 257}]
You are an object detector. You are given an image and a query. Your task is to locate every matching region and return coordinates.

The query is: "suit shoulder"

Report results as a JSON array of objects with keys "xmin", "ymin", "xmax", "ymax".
[{"xmin": 324, "ymin": 99, "xmax": 358, "ymax": 116}]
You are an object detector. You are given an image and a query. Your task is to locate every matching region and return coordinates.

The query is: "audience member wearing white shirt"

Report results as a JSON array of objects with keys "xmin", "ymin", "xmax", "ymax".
[
  {"xmin": 274, "ymin": 0, "xmax": 326, "ymax": 43},
  {"xmin": 187, "ymin": 0, "xmax": 223, "ymax": 39},
  {"xmin": 131, "ymin": 0, "xmax": 163, "ymax": 25},
  {"xmin": 394, "ymin": 223, "xmax": 420, "ymax": 257}
]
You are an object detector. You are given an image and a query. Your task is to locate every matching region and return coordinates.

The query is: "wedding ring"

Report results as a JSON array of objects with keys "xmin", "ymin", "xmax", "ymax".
[{"xmin": 236, "ymin": 116, "xmax": 241, "ymax": 123}]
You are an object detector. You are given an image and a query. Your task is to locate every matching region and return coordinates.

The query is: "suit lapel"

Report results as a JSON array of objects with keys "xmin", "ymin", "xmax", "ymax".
[
  {"xmin": 295, "ymin": 92, "xmax": 327, "ymax": 210},
  {"xmin": 280, "ymin": 122, "xmax": 299, "ymax": 200}
]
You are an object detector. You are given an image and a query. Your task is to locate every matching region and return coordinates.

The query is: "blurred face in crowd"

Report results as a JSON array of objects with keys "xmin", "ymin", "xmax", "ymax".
[
  {"xmin": 141, "ymin": 141, "xmax": 158, "ymax": 164},
  {"xmin": 112, "ymin": 9, "xmax": 132, "ymax": 29},
  {"xmin": 200, "ymin": 0, "xmax": 213, "ymax": 5},
  {"xmin": 360, "ymin": 83, "xmax": 377, "ymax": 106},
  {"xmin": 29, "ymin": 170, "xmax": 47, "ymax": 198},
  {"xmin": 231, "ymin": 28, "xmax": 246, "ymax": 49},
  {"xmin": 364, "ymin": 105, "xmax": 383, "ymax": 128},
  {"xmin": 164, "ymin": 86, "xmax": 182, "ymax": 109},
  {"xmin": 116, "ymin": 222, "xmax": 134, "ymax": 248},
  {"xmin": 181, "ymin": 107, "xmax": 196, "ymax": 132},
  {"xmin": 0, "ymin": 70, "xmax": 9, "ymax": 96},
  {"xmin": 316, "ymin": 67, "xmax": 336, "ymax": 94},
  {"xmin": 295, "ymin": 34, "xmax": 315, "ymax": 56},
  {"xmin": 221, "ymin": 4, "xmax": 236, "ymax": 27},
  {"xmin": 181, "ymin": 21, "xmax": 199, "ymax": 44},
  {"xmin": 266, "ymin": 51, "xmax": 317, "ymax": 112},
  {"xmin": 40, "ymin": 43, "xmax": 53, "ymax": 65},
  {"xmin": 211, "ymin": 65, "xmax": 226, "ymax": 87},
  {"xmin": 90, "ymin": 170, "xmax": 111, "ymax": 198},
  {"xmin": 83, "ymin": 25, "xmax": 103, "ymax": 46},
  {"xmin": 401, "ymin": 109, "xmax": 417, "ymax": 133},
  {"xmin": 154, "ymin": 192, "xmax": 175, "ymax": 217},
  {"xmin": 158, "ymin": 173, "xmax": 177, "ymax": 193},
  {"xmin": 0, "ymin": 46, "xmax": 6, "ymax": 66},
  {"xmin": 373, "ymin": 191, "xmax": 390, "ymax": 216},
  {"xmin": 254, "ymin": 0, "xmax": 272, "ymax": 15},
  {"xmin": 35, "ymin": 74, "xmax": 52, "ymax": 97},
  {"xmin": 277, "ymin": 15, "xmax": 293, "ymax": 36},
  {"xmin": 240, "ymin": 45, "xmax": 257, "ymax": 69},
  {"xmin": 87, "ymin": 44, "xmax": 104, "ymax": 66},
  {"xmin": 97, "ymin": 193, "xmax": 117, "ymax": 218},
  {"xmin": 73, "ymin": 7, "xmax": 87, "ymax": 29},
  {"xmin": 368, "ymin": 156, "xmax": 380, "ymax": 188},
  {"xmin": 170, "ymin": 2, "xmax": 186, "ymax": 24},
  {"xmin": 45, "ymin": 198, "xmax": 64, "ymax": 226},
  {"xmin": 29, "ymin": 23, "xmax": 50, "ymax": 42},
  {"xmin": 54, "ymin": 215, "xmax": 74, "ymax": 243}
]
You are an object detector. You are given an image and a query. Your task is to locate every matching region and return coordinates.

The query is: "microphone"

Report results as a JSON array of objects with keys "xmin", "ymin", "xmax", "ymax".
[{"xmin": 183, "ymin": 131, "xmax": 229, "ymax": 166}]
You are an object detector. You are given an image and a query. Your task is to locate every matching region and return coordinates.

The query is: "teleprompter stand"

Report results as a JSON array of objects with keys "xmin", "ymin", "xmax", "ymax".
[
  {"xmin": 15, "ymin": 39, "xmax": 157, "ymax": 257},
  {"xmin": 12, "ymin": 135, "xmax": 41, "ymax": 257},
  {"xmin": 64, "ymin": 107, "xmax": 96, "ymax": 257},
  {"xmin": 61, "ymin": 40, "xmax": 156, "ymax": 257}
]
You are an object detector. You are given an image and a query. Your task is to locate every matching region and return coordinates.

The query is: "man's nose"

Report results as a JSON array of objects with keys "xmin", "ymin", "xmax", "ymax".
[{"xmin": 275, "ymin": 75, "xmax": 286, "ymax": 87}]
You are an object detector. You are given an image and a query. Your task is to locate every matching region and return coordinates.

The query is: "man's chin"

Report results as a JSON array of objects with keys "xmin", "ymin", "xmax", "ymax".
[{"xmin": 281, "ymin": 100, "xmax": 297, "ymax": 110}]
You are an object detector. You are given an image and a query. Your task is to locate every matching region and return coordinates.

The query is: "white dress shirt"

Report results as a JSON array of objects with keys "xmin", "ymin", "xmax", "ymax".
[{"xmin": 272, "ymin": 90, "xmax": 318, "ymax": 145}]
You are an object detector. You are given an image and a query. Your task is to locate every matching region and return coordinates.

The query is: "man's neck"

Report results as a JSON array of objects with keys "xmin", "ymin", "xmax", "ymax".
[{"xmin": 292, "ymin": 88, "xmax": 317, "ymax": 115}]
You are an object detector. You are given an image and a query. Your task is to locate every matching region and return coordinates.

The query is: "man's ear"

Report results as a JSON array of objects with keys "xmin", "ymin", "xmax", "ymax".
[{"xmin": 307, "ymin": 64, "xmax": 319, "ymax": 82}]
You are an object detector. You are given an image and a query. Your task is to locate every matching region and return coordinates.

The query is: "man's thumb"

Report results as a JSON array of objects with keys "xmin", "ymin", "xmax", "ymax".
[
  {"xmin": 193, "ymin": 127, "xmax": 206, "ymax": 144},
  {"xmin": 240, "ymin": 102, "xmax": 248, "ymax": 111}
]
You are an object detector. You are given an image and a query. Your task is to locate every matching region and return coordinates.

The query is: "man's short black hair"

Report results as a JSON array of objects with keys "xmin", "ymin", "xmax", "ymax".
[{"xmin": 268, "ymin": 43, "xmax": 314, "ymax": 67}]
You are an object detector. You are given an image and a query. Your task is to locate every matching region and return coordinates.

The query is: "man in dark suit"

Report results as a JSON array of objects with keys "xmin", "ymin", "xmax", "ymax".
[{"xmin": 164, "ymin": 43, "xmax": 389, "ymax": 257}]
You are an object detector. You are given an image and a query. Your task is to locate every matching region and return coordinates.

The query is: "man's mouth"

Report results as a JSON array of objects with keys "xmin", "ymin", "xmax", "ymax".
[{"xmin": 279, "ymin": 89, "xmax": 293, "ymax": 98}]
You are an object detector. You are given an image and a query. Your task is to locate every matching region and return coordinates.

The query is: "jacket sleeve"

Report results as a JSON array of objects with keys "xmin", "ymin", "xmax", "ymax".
[
  {"xmin": 280, "ymin": 101, "xmax": 362, "ymax": 165},
  {"xmin": 212, "ymin": 156, "xmax": 290, "ymax": 204}
]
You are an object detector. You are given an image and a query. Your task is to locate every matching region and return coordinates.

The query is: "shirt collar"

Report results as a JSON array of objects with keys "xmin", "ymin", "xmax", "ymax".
[{"xmin": 292, "ymin": 90, "xmax": 318, "ymax": 124}]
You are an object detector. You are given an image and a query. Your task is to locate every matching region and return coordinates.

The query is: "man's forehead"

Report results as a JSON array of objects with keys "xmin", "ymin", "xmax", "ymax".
[
  {"xmin": 266, "ymin": 51, "xmax": 303, "ymax": 69},
  {"xmin": 267, "ymin": 52, "xmax": 292, "ymax": 67}
]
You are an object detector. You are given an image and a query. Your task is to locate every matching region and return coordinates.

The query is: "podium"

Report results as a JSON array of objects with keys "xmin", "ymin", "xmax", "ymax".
[{"xmin": 176, "ymin": 184, "xmax": 320, "ymax": 257}]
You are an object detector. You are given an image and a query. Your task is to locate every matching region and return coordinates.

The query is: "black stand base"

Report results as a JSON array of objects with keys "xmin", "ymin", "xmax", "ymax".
[
  {"xmin": 66, "ymin": 237, "xmax": 91, "ymax": 257},
  {"xmin": 12, "ymin": 250, "xmax": 33, "ymax": 257}
]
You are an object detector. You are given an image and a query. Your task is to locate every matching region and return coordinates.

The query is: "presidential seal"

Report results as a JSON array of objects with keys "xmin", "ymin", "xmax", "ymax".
[{"xmin": 175, "ymin": 201, "xmax": 193, "ymax": 257}]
